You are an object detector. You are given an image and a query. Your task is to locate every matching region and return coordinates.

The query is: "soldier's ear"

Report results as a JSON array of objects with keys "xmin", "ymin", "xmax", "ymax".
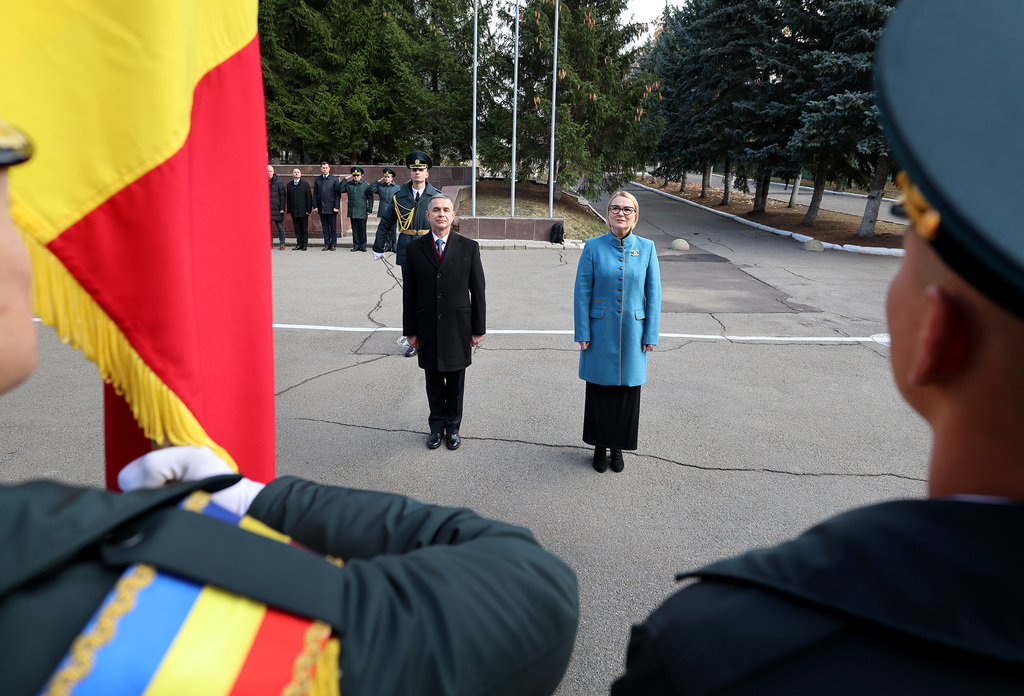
[{"xmin": 910, "ymin": 285, "xmax": 973, "ymax": 386}]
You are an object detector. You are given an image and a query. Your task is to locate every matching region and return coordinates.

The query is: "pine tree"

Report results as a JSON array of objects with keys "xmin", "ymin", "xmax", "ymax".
[{"xmin": 786, "ymin": 0, "xmax": 896, "ymax": 226}]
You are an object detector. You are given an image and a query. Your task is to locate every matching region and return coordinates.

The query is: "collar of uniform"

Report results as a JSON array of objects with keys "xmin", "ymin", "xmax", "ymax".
[{"xmin": 683, "ymin": 498, "xmax": 1024, "ymax": 665}]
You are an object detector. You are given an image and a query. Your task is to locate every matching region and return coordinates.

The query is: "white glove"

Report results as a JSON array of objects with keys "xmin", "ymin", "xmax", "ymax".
[
  {"xmin": 372, "ymin": 251, "xmax": 385, "ymax": 260},
  {"xmin": 118, "ymin": 445, "xmax": 265, "ymax": 517}
]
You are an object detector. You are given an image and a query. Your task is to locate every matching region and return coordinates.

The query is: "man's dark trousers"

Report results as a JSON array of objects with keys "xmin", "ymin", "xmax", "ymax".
[
  {"xmin": 425, "ymin": 369, "xmax": 465, "ymax": 435},
  {"xmin": 351, "ymin": 218, "xmax": 367, "ymax": 250},
  {"xmin": 291, "ymin": 215, "xmax": 308, "ymax": 249},
  {"xmin": 320, "ymin": 213, "xmax": 337, "ymax": 248}
]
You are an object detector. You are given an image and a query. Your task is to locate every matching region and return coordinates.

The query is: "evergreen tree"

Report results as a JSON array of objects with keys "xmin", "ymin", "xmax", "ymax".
[
  {"xmin": 259, "ymin": 0, "xmax": 481, "ymax": 164},
  {"xmin": 786, "ymin": 0, "xmax": 896, "ymax": 226}
]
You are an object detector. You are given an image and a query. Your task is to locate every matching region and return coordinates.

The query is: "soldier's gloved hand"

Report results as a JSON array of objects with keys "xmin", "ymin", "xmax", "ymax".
[
  {"xmin": 118, "ymin": 445, "xmax": 265, "ymax": 516},
  {"xmin": 373, "ymin": 251, "xmax": 385, "ymax": 260}
]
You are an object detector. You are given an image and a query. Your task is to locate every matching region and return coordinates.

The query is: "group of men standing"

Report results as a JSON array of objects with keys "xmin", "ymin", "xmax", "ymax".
[
  {"xmin": 270, "ymin": 151, "xmax": 487, "ymax": 453},
  {"xmin": 271, "ymin": 160, "xmax": 422, "ymax": 254}
]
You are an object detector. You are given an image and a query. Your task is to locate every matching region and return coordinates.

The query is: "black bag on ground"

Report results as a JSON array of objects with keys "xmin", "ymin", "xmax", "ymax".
[{"xmin": 550, "ymin": 222, "xmax": 564, "ymax": 244}]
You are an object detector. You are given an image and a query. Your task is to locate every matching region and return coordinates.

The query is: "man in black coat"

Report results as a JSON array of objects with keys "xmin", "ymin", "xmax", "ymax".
[
  {"xmin": 268, "ymin": 165, "xmax": 286, "ymax": 250},
  {"xmin": 370, "ymin": 167, "xmax": 401, "ymax": 255},
  {"xmin": 312, "ymin": 161, "xmax": 341, "ymax": 251},
  {"xmin": 613, "ymin": 2, "xmax": 1024, "ymax": 693},
  {"xmin": 402, "ymin": 193, "xmax": 485, "ymax": 450},
  {"xmin": 285, "ymin": 167, "xmax": 313, "ymax": 250}
]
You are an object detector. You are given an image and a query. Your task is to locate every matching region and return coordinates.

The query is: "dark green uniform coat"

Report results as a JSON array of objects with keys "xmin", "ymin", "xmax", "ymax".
[
  {"xmin": 0, "ymin": 476, "xmax": 579, "ymax": 696},
  {"xmin": 340, "ymin": 179, "xmax": 374, "ymax": 219},
  {"xmin": 379, "ymin": 181, "xmax": 440, "ymax": 265},
  {"xmin": 613, "ymin": 499, "xmax": 1024, "ymax": 695}
]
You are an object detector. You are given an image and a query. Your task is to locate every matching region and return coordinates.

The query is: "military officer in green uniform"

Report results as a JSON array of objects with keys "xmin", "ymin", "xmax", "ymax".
[
  {"xmin": 614, "ymin": 2, "xmax": 1024, "ymax": 693},
  {"xmin": 0, "ymin": 120, "xmax": 579, "ymax": 696},
  {"xmin": 338, "ymin": 166, "xmax": 374, "ymax": 252},
  {"xmin": 370, "ymin": 166, "xmax": 401, "ymax": 256},
  {"xmin": 379, "ymin": 150, "xmax": 440, "ymax": 268}
]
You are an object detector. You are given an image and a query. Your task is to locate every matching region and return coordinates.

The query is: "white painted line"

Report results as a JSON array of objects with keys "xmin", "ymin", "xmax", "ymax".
[{"xmin": 273, "ymin": 323, "xmax": 890, "ymax": 345}]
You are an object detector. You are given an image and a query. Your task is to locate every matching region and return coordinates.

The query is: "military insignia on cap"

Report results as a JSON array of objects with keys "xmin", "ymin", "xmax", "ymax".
[
  {"xmin": 0, "ymin": 118, "xmax": 33, "ymax": 167},
  {"xmin": 875, "ymin": 0, "xmax": 1024, "ymax": 317}
]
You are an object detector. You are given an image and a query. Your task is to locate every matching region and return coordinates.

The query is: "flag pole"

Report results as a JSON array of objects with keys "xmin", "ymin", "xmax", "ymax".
[
  {"xmin": 511, "ymin": 0, "xmax": 521, "ymax": 217},
  {"xmin": 548, "ymin": 0, "xmax": 560, "ymax": 217}
]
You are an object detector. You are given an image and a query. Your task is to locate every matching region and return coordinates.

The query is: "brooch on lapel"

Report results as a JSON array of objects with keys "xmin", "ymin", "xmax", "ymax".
[{"xmin": 630, "ymin": 249, "xmax": 640, "ymax": 257}]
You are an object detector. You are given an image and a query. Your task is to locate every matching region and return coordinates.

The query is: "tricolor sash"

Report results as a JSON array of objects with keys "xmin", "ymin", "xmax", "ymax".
[{"xmin": 40, "ymin": 493, "xmax": 341, "ymax": 696}]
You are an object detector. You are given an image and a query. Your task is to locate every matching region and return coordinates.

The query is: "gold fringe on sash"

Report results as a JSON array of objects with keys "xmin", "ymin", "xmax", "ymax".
[{"xmin": 16, "ymin": 226, "xmax": 239, "ymax": 473}]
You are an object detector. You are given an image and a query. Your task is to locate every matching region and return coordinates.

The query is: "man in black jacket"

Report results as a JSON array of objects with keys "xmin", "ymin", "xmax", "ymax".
[
  {"xmin": 268, "ymin": 165, "xmax": 286, "ymax": 250},
  {"xmin": 402, "ymin": 194, "xmax": 485, "ymax": 450},
  {"xmin": 0, "ymin": 121, "xmax": 578, "ymax": 696},
  {"xmin": 313, "ymin": 161, "xmax": 341, "ymax": 251},
  {"xmin": 285, "ymin": 167, "xmax": 313, "ymax": 250},
  {"xmin": 613, "ymin": 2, "xmax": 1024, "ymax": 693}
]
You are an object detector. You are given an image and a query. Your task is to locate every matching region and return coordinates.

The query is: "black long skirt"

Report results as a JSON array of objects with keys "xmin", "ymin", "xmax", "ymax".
[{"xmin": 582, "ymin": 382, "xmax": 641, "ymax": 450}]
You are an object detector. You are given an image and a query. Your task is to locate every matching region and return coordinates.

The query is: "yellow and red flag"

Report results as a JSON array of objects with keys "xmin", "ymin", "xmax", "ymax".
[{"xmin": 1, "ymin": 1, "xmax": 276, "ymax": 486}]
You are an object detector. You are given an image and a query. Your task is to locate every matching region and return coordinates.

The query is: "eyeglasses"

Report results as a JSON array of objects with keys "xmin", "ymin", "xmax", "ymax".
[{"xmin": 609, "ymin": 205, "xmax": 635, "ymax": 216}]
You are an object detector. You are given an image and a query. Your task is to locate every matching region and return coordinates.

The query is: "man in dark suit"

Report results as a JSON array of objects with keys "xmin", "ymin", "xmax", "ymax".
[
  {"xmin": 285, "ymin": 167, "xmax": 312, "ymax": 250},
  {"xmin": 0, "ymin": 119, "xmax": 578, "ymax": 696},
  {"xmin": 614, "ymin": 2, "xmax": 1024, "ymax": 693},
  {"xmin": 338, "ymin": 166, "xmax": 374, "ymax": 252},
  {"xmin": 402, "ymin": 194, "xmax": 485, "ymax": 450},
  {"xmin": 312, "ymin": 161, "xmax": 340, "ymax": 251},
  {"xmin": 268, "ymin": 165, "xmax": 286, "ymax": 250},
  {"xmin": 370, "ymin": 167, "xmax": 401, "ymax": 256}
]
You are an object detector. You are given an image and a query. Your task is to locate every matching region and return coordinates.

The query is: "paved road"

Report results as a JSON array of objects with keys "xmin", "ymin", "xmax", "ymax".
[
  {"xmin": 1, "ymin": 187, "xmax": 927, "ymax": 694},
  {"xmin": 703, "ymin": 172, "xmax": 904, "ymax": 223}
]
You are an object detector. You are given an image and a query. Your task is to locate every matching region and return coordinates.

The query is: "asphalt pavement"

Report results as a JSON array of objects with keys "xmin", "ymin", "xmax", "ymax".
[
  {"xmin": 706, "ymin": 172, "xmax": 903, "ymax": 223},
  {"xmin": 0, "ymin": 186, "xmax": 929, "ymax": 694}
]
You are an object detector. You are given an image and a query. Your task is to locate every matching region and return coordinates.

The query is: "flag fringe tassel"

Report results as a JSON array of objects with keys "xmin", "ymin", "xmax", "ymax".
[{"xmin": 21, "ymin": 231, "xmax": 239, "ymax": 473}]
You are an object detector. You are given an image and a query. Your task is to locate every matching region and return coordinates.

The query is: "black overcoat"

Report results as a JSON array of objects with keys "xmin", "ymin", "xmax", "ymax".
[
  {"xmin": 313, "ymin": 173, "xmax": 341, "ymax": 212},
  {"xmin": 285, "ymin": 178, "xmax": 313, "ymax": 218},
  {"xmin": 269, "ymin": 175, "xmax": 286, "ymax": 221},
  {"xmin": 402, "ymin": 232, "xmax": 486, "ymax": 372}
]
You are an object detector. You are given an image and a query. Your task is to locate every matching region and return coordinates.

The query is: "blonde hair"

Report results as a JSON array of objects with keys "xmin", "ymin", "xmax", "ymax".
[{"xmin": 607, "ymin": 190, "xmax": 640, "ymax": 230}]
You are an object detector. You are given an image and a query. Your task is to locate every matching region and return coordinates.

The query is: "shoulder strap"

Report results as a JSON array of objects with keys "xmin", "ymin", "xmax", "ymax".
[{"xmin": 99, "ymin": 505, "xmax": 346, "ymax": 631}]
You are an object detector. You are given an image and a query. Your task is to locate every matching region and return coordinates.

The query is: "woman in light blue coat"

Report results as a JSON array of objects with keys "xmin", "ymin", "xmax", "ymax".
[{"xmin": 574, "ymin": 191, "xmax": 661, "ymax": 473}]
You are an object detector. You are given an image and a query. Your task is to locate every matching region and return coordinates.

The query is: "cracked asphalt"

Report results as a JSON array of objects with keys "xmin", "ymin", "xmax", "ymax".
[{"xmin": 1, "ymin": 185, "xmax": 928, "ymax": 694}]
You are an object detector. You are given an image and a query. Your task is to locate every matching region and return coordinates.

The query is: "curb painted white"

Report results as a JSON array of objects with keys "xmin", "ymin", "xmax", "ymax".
[{"xmin": 631, "ymin": 182, "xmax": 905, "ymax": 258}]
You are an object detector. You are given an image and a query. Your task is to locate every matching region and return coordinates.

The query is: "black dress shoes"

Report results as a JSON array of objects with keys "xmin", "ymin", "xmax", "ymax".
[
  {"xmin": 609, "ymin": 449, "xmax": 624, "ymax": 473},
  {"xmin": 405, "ymin": 346, "xmax": 417, "ymax": 357},
  {"xmin": 593, "ymin": 447, "xmax": 608, "ymax": 473},
  {"xmin": 446, "ymin": 431, "xmax": 461, "ymax": 450},
  {"xmin": 427, "ymin": 432, "xmax": 443, "ymax": 449}
]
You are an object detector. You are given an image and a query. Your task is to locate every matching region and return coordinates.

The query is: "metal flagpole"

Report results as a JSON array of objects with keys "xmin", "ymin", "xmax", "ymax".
[
  {"xmin": 548, "ymin": 0, "xmax": 560, "ymax": 217},
  {"xmin": 472, "ymin": 0, "xmax": 479, "ymax": 215},
  {"xmin": 511, "ymin": 0, "xmax": 521, "ymax": 217}
]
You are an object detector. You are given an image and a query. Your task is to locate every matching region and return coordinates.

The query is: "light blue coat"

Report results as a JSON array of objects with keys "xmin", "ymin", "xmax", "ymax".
[{"xmin": 574, "ymin": 231, "xmax": 662, "ymax": 386}]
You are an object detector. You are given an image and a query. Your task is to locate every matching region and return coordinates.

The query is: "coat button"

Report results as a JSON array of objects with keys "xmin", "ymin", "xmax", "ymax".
[
  {"xmin": 437, "ymin": 293, "xmax": 442, "ymax": 298},
  {"xmin": 437, "ymin": 273, "xmax": 442, "ymax": 279},
  {"xmin": 106, "ymin": 527, "xmax": 144, "ymax": 548},
  {"xmin": 619, "ymin": 258, "xmax": 624, "ymax": 262},
  {"xmin": 617, "ymin": 309, "xmax": 621, "ymax": 313},
  {"xmin": 438, "ymin": 313, "xmax": 442, "ymax": 318},
  {"xmin": 617, "ymin": 297, "xmax": 622, "ymax": 302}
]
